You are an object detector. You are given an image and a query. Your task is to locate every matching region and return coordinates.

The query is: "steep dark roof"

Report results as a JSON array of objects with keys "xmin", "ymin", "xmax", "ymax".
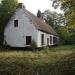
[
  {"xmin": 17, "ymin": 3, "xmax": 58, "ymax": 36},
  {"xmin": 25, "ymin": 9, "xmax": 58, "ymax": 36}
]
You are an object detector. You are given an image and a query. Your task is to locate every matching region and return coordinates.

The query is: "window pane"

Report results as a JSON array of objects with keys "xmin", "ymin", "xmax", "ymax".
[
  {"xmin": 26, "ymin": 36, "xmax": 31, "ymax": 45},
  {"xmin": 50, "ymin": 36, "xmax": 52, "ymax": 44},
  {"xmin": 47, "ymin": 38, "xmax": 49, "ymax": 46},
  {"xmin": 41, "ymin": 34, "xmax": 44, "ymax": 45},
  {"xmin": 14, "ymin": 20, "xmax": 18, "ymax": 27},
  {"xmin": 53, "ymin": 37, "xmax": 57, "ymax": 44}
]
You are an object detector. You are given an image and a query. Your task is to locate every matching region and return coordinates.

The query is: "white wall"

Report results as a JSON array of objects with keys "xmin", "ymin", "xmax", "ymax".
[
  {"xmin": 4, "ymin": 8, "xmax": 38, "ymax": 47},
  {"xmin": 37, "ymin": 30, "xmax": 54, "ymax": 47}
]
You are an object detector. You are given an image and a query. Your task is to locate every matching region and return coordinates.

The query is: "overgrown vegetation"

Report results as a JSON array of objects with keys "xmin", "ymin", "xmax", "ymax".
[
  {"xmin": 0, "ymin": 0, "xmax": 18, "ymax": 45},
  {"xmin": 0, "ymin": 45, "xmax": 75, "ymax": 75},
  {"xmin": 51, "ymin": 0, "xmax": 75, "ymax": 44}
]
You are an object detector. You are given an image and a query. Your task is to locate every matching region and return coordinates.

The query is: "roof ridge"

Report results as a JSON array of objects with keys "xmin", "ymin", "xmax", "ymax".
[{"xmin": 21, "ymin": 7, "xmax": 57, "ymax": 35}]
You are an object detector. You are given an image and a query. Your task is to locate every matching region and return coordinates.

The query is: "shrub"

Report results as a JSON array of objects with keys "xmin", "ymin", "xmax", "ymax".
[{"xmin": 31, "ymin": 40, "xmax": 37, "ymax": 51}]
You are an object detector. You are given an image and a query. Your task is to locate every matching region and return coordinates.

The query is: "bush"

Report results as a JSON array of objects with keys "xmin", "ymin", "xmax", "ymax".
[
  {"xmin": 30, "ymin": 40, "xmax": 37, "ymax": 51},
  {"xmin": 0, "ymin": 55, "xmax": 75, "ymax": 75}
]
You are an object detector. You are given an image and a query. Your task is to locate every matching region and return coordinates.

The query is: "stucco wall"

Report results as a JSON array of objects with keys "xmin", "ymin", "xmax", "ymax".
[
  {"xmin": 4, "ymin": 8, "xmax": 38, "ymax": 47},
  {"xmin": 37, "ymin": 30, "xmax": 54, "ymax": 47}
]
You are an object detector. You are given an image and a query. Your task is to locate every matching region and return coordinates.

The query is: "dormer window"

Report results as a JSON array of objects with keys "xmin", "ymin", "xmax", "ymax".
[{"xmin": 14, "ymin": 20, "xmax": 18, "ymax": 27}]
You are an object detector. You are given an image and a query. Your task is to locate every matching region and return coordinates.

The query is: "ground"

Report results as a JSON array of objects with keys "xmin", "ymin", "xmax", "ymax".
[{"xmin": 0, "ymin": 45, "xmax": 75, "ymax": 75}]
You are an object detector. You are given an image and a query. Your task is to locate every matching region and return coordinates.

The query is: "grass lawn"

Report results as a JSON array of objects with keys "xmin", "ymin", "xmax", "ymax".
[{"xmin": 0, "ymin": 45, "xmax": 75, "ymax": 75}]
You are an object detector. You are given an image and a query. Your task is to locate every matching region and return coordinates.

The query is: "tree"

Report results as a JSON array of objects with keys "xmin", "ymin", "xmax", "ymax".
[
  {"xmin": 42, "ymin": 10, "xmax": 54, "ymax": 27},
  {"xmin": 51, "ymin": 0, "xmax": 75, "ymax": 28},
  {"xmin": 51, "ymin": 0, "xmax": 75, "ymax": 44},
  {"xmin": 0, "ymin": 0, "xmax": 18, "ymax": 45},
  {"xmin": 43, "ymin": 10, "xmax": 65, "ymax": 28}
]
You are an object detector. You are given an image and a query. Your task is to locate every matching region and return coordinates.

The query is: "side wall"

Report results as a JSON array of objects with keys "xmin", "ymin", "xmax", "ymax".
[{"xmin": 37, "ymin": 30, "xmax": 54, "ymax": 47}]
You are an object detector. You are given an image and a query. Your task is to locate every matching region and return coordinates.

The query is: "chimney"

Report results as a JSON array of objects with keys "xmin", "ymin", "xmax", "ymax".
[{"xmin": 17, "ymin": 3, "xmax": 25, "ymax": 8}]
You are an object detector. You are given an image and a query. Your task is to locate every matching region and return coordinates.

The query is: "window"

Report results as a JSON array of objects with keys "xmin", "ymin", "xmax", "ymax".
[
  {"xmin": 47, "ymin": 38, "xmax": 49, "ymax": 46},
  {"xmin": 53, "ymin": 37, "xmax": 57, "ymax": 44},
  {"xmin": 14, "ymin": 20, "xmax": 18, "ymax": 27},
  {"xmin": 50, "ymin": 36, "xmax": 52, "ymax": 44},
  {"xmin": 26, "ymin": 36, "xmax": 31, "ymax": 45},
  {"xmin": 41, "ymin": 34, "xmax": 44, "ymax": 45}
]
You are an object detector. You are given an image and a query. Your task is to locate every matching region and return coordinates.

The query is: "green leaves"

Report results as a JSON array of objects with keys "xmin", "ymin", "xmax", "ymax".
[
  {"xmin": 51, "ymin": 0, "xmax": 75, "ymax": 44},
  {"xmin": 0, "ymin": 0, "xmax": 18, "ymax": 29},
  {"xmin": 52, "ymin": 0, "xmax": 75, "ymax": 26},
  {"xmin": 0, "ymin": 0, "xmax": 18, "ymax": 45}
]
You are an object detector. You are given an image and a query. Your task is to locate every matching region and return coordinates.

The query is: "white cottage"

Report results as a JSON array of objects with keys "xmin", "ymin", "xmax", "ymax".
[{"xmin": 3, "ymin": 3, "xmax": 59, "ymax": 48}]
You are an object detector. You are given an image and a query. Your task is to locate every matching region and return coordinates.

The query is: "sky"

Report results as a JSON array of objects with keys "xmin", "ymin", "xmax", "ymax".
[
  {"xmin": 0, "ymin": 0, "xmax": 63, "ymax": 15},
  {"xmin": 18, "ymin": 0, "xmax": 63, "ymax": 15}
]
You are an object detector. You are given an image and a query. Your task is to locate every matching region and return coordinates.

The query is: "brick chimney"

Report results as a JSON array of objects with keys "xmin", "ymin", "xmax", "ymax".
[{"xmin": 17, "ymin": 3, "xmax": 25, "ymax": 8}]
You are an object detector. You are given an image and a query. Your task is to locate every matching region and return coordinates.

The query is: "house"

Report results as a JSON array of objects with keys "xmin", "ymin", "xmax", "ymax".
[{"xmin": 3, "ymin": 3, "xmax": 59, "ymax": 48}]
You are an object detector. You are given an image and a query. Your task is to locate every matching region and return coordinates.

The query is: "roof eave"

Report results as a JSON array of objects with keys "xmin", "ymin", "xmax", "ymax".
[{"xmin": 38, "ymin": 29, "xmax": 58, "ymax": 36}]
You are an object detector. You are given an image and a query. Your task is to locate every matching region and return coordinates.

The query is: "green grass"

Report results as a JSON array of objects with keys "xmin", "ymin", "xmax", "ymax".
[{"xmin": 0, "ymin": 45, "xmax": 75, "ymax": 75}]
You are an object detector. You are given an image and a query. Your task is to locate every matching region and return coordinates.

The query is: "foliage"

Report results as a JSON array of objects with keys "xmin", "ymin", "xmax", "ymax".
[
  {"xmin": 0, "ymin": 0, "xmax": 18, "ymax": 45},
  {"xmin": 43, "ymin": 10, "xmax": 65, "ymax": 27},
  {"xmin": 0, "ymin": 45, "xmax": 75, "ymax": 75},
  {"xmin": 42, "ymin": 10, "xmax": 69, "ymax": 44},
  {"xmin": 55, "ymin": 25, "xmax": 75, "ymax": 44},
  {"xmin": 43, "ymin": 10, "xmax": 54, "ymax": 27},
  {"xmin": 50, "ymin": 0, "xmax": 75, "ymax": 44}
]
